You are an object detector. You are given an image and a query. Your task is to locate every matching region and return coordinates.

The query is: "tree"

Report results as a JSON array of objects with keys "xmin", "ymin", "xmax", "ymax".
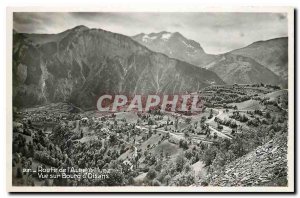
[
  {"xmin": 184, "ymin": 131, "xmax": 189, "ymax": 139},
  {"xmin": 44, "ymin": 179, "xmax": 51, "ymax": 186},
  {"xmin": 231, "ymin": 129, "xmax": 235, "ymax": 135},
  {"xmin": 206, "ymin": 127, "xmax": 211, "ymax": 137},
  {"xmin": 194, "ymin": 121, "xmax": 198, "ymax": 129},
  {"xmin": 185, "ymin": 117, "xmax": 192, "ymax": 124},
  {"xmin": 175, "ymin": 155, "xmax": 186, "ymax": 172},
  {"xmin": 172, "ymin": 172, "xmax": 195, "ymax": 186},
  {"xmin": 266, "ymin": 111, "xmax": 271, "ymax": 119},
  {"xmin": 217, "ymin": 123, "xmax": 223, "ymax": 130},
  {"xmin": 211, "ymin": 151, "xmax": 227, "ymax": 171},
  {"xmin": 213, "ymin": 132, "xmax": 218, "ymax": 139},
  {"xmin": 163, "ymin": 175, "xmax": 171, "ymax": 185},
  {"xmin": 16, "ymin": 167, "xmax": 23, "ymax": 178},
  {"xmin": 106, "ymin": 170, "xmax": 124, "ymax": 186},
  {"xmin": 166, "ymin": 132, "xmax": 170, "ymax": 139},
  {"xmin": 179, "ymin": 139, "xmax": 188, "ymax": 150},
  {"xmin": 175, "ymin": 118, "xmax": 179, "ymax": 130},
  {"xmin": 201, "ymin": 116, "xmax": 207, "ymax": 123},
  {"xmin": 202, "ymin": 146, "xmax": 217, "ymax": 166},
  {"xmin": 208, "ymin": 109, "xmax": 213, "ymax": 119},
  {"xmin": 109, "ymin": 134, "xmax": 117, "ymax": 145},
  {"xmin": 229, "ymin": 136, "xmax": 247, "ymax": 158},
  {"xmin": 146, "ymin": 168, "xmax": 157, "ymax": 180}
]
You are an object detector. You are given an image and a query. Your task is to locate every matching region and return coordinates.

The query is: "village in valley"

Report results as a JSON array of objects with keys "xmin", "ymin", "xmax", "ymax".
[{"xmin": 12, "ymin": 83, "xmax": 289, "ymax": 186}]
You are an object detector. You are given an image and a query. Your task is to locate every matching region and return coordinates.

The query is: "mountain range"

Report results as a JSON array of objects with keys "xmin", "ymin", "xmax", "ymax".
[
  {"xmin": 132, "ymin": 32, "xmax": 288, "ymax": 87},
  {"xmin": 13, "ymin": 26, "xmax": 288, "ymax": 108},
  {"xmin": 13, "ymin": 26, "xmax": 224, "ymax": 109}
]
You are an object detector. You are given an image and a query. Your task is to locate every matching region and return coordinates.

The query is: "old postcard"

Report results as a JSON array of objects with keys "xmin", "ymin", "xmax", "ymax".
[{"xmin": 7, "ymin": 7, "xmax": 294, "ymax": 192}]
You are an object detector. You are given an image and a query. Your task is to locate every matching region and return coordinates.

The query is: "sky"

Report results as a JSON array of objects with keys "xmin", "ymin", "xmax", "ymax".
[{"xmin": 13, "ymin": 12, "xmax": 288, "ymax": 54}]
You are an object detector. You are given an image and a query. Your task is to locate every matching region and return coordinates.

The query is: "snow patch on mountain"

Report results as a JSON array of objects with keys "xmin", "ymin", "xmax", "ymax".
[
  {"xmin": 142, "ymin": 34, "xmax": 157, "ymax": 42},
  {"xmin": 161, "ymin": 33, "xmax": 172, "ymax": 40}
]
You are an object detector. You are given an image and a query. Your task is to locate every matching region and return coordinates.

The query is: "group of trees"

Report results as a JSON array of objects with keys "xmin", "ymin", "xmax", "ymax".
[
  {"xmin": 142, "ymin": 151, "xmax": 196, "ymax": 186},
  {"xmin": 203, "ymin": 87, "xmax": 251, "ymax": 108},
  {"xmin": 230, "ymin": 112, "xmax": 249, "ymax": 123},
  {"xmin": 179, "ymin": 139, "xmax": 189, "ymax": 150},
  {"xmin": 12, "ymin": 152, "xmax": 35, "ymax": 186},
  {"xmin": 214, "ymin": 117, "xmax": 237, "ymax": 129}
]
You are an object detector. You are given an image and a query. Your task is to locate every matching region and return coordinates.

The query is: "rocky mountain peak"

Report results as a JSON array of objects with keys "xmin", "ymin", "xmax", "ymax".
[
  {"xmin": 131, "ymin": 31, "xmax": 214, "ymax": 67},
  {"xmin": 71, "ymin": 25, "xmax": 89, "ymax": 31}
]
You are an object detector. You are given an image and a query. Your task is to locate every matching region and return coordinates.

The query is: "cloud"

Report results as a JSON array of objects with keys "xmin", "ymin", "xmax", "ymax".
[
  {"xmin": 13, "ymin": 12, "xmax": 288, "ymax": 54},
  {"xmin": 172, "ymin": 23, "xmax": 183, "ymax": 28}
]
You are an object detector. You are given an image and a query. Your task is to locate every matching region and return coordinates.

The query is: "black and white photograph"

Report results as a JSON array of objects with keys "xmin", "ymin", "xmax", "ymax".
[{"xmin": 6, "ymin": 7, "xmax": 294, "ymax": 192}]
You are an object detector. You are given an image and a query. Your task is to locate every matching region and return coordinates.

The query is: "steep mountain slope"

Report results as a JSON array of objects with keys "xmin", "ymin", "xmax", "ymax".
[
  {"xmin": 205, "ymin": 54, "xmax": 282, "ymax": 85},
  {"xmin": 230, "ymin": 37, "xmax": 288, "ymax": 82},
  {"xmin": 132, "ymin": 32, "xmax": 216, "ymax": 67},
  {"xmin": 13, "ymin": 26, "xmax": 224, "ymax": 109},
  {"xmin": 208, "ymin": 132, "xmax": 288, "ymax": 186}
]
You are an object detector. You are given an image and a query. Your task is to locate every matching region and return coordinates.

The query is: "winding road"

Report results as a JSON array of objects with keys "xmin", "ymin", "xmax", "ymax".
[{"xmin": 205, "ymin": 109, "xmax": 232, "ymax": 139}]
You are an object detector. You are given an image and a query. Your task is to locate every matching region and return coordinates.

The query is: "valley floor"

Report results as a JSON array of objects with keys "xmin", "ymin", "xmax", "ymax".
[{"xmin": 12, "ymin": 84, "xmax": 289, "ymax": 187}]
